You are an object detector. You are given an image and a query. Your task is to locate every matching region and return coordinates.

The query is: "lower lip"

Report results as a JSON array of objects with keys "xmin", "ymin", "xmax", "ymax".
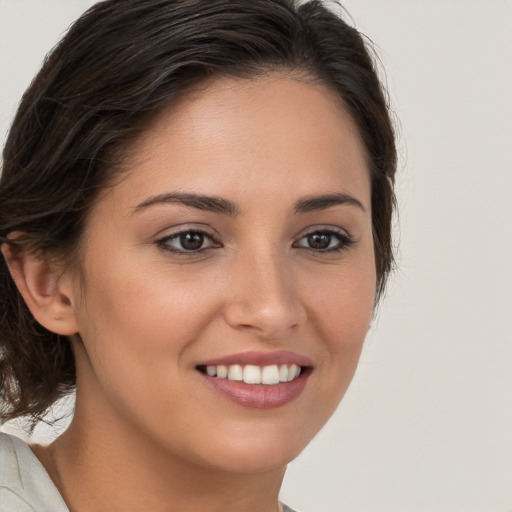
[{"xmin": 199, "ymin": 370, "xmax": 311, "ymax": 409}]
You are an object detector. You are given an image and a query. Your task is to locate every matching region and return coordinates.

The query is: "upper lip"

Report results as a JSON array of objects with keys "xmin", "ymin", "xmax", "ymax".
[{"xmin": 196, "ymin": 350, "xmax": 312, "ymax": 368}]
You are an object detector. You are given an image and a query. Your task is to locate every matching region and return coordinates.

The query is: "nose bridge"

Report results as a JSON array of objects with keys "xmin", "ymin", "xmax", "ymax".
[{"xmin": 223, "ymin": 243, "xmax": 304, "ymax": 338}]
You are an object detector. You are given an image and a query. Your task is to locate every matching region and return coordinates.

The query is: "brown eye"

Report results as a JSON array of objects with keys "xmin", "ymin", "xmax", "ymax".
[
  {"xmin": 293, "ymin": 228, "xmax": 354, "ymax": 253},
  {"xmin": 307, "ymin": 233, "xmax": 332, "ymax": 250},
  {"xmin": 158, "ymin": 230, "xmax": 218, "ymax": 254},
  {"xmin": 180, "ymin": 232, "xmax": 205, "ymax": 251}
]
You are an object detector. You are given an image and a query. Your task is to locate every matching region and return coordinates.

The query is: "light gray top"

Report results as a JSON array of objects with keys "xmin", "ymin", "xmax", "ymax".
[
  {"xmin": 0, "ymin": 432, "xmax": 298, "ymax": 512},
  {"xmin": 0, "ymin": 432, "xmax": 68, "ymax": 511}
]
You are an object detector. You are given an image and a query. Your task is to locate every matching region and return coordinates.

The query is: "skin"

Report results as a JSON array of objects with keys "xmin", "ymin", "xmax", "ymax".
[{"xmin": 10, "ymin": 74, "xmax": 376, "ymax": 512}]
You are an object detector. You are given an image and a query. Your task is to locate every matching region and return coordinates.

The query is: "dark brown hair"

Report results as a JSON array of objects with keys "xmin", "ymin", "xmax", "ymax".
[{"xmin": 0, "ymin": 0, "xmax": 396, "ymax": 426}]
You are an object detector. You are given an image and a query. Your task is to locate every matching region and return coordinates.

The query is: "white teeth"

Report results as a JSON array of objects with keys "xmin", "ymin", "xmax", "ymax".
[
  {"xmin": 243, "ymin": 365, "xmax": 261, "ymax": 384},
  {"xmin": 288, "ymin": 364, "xmax": 300, "ymax": 381},
  {"xmin": 261, "ymin": 365, "xmax": 280, "ymax": 385},
  {"xmin": 204, "ymin": 363, "xmax": 304, "ymax": 385},
  {"xmin": 216, "ymin": 365, "xmax": 228, "ymax": 378},
  {"xmin": 227, "ymin": 364, "xmax": 243, "ymax": 381}
]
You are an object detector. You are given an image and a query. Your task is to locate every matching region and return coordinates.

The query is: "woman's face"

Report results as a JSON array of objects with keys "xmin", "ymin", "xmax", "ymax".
[{"xmin": 68, "ymin": 75, "xmax": 376, "ymax": 473}]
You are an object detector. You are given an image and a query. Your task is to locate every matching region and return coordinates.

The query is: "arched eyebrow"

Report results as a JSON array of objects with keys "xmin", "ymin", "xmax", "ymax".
[
  {"xmin": 133, "ymin": 193, "xmax": 240, "ymax": 215},
  {"xmin": 293, "ymin": 193, "xmax": 366, "ymax": 214},
  {"xmin": 133, "ymin": 191, "xmax": 366, "ymax": 215}
]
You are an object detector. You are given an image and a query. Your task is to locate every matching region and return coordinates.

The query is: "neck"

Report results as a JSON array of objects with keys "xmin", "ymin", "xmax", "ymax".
[{"xmin": 35, "ymin": 405, "xmax": 286, "ymax": 512}]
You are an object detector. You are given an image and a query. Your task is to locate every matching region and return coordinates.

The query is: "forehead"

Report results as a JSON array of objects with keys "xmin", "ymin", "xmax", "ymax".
[{"xmin": 100, "ymin": 74, "xmax": 370, "ymax": 213}]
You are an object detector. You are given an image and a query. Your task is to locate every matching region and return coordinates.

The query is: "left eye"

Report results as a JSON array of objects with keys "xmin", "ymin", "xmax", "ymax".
[
  {"xmin": 293, "ymin": 229, "xmax": 353, "ymax": 252},
  {"xmin": 158, "ymin": 230, "xmax": 217, "ymax": 253}
]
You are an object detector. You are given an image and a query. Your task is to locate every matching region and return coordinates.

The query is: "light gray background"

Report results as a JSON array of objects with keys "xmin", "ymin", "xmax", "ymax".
[{"xmin": 1, "ymin": 1, "xmax": 511, "ymax": 511}]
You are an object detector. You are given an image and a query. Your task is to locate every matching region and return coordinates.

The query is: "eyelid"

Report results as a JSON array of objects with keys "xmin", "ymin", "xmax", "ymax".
[
  {"xmin": 293, "ymin": 224, "xmax": 352, "ymax": 240},
  {"xmin": 155, "ymin": 226, "xmax": 221, "ymax": 254},
  {"xmin": 292, "ymin": 225, "xmax": 355, "ymax": 252},
  {"xmin": 153, "ymin": 222, "xmax": 218, "ymax": 239}
]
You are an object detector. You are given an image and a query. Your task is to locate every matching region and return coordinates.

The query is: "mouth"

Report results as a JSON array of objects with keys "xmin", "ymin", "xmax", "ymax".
[
  {"xmin": 196, "ymin": 363, "xmax": 305, "ymax": 385},
  {"xmin": 195, "ymin": 352, "xmax": 312, "ymax": 409}
]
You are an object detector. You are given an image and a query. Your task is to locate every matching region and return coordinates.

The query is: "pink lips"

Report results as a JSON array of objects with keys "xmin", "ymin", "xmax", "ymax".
[
  {"xmin": 196, "ymin": 350, "xmax": 312, "ymax": 368},
  {"xmin": 197, "ymin": 350, "xmax": 312, "ymax": 409}
]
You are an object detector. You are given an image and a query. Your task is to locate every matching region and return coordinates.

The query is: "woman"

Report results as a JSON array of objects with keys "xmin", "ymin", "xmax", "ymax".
[{"xmin": 0, "ymin": 1, "xmax": 396, "ymax": 511}]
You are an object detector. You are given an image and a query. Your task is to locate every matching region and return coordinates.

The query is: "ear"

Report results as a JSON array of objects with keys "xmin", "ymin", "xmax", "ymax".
[{"xmin": 1, "ymin": 238, "xmax": 79, "ymax": 336}]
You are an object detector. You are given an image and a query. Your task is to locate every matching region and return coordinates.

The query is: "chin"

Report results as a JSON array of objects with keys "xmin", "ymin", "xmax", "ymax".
[
  {"xmin": 183, "ymin": 417, "xmax": 321, "ymax": 474},
  {"xmin": 202, "ymin": 440, "xmax": 305, "ymax": 474}
]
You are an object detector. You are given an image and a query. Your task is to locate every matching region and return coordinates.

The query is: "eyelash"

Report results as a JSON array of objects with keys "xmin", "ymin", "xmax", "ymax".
[
  {"xmin": 292, "ymin": 228, "xmax": 355, "ymax": 253},
  {"xmin": 156, "ymin": 229, "xmax": 220, "ymax": 255},
  {"xmin": 156, "ymin": 227, "xmax": 354, "ymax": 256}
]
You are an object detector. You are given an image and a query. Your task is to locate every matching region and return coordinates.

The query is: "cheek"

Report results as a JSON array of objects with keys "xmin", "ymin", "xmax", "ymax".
[
  {"xmin": 71, "ymin": 263, "xmax": 202, "ymax": 425},
  {"xmin": 309, "ymin": 253, "xmax": 376, "ymax": 340},
  {"xmin": 72, "ymin": 252, "xmax": 222, "ymax": 373},
  {"xmin": 303, "ymin": 252, "xmax": 376, "ymax": 382}
]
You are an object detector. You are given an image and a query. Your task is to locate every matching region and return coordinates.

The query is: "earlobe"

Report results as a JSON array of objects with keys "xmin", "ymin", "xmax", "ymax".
[{"xmin": 1, "ymin": 239, "xmax": 79, "ymax": 336}]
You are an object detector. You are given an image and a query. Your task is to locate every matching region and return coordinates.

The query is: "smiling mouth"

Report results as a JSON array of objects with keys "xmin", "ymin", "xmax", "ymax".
[{"xmin": 196, "ymin": 363, "xmax": 305, "ymax": 385}]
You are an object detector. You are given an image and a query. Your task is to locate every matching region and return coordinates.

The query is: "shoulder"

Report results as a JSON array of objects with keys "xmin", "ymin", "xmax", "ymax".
[
  {"xmin": 281, "ymin": 504, "xmax": 300, "ymax": 512},
  {"xmin": 0, "ymin": 432, "xmax": 68, "ymax": 512}
]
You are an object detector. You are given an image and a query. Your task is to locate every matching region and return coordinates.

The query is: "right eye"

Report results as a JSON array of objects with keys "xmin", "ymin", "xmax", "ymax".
[
  {"xmin": 156, "ymin": 229, "xmax": 219, "ymax": 254},
  {"xmin": 292, "ymin": 227, "xmax": 354, "ymax": 254}
]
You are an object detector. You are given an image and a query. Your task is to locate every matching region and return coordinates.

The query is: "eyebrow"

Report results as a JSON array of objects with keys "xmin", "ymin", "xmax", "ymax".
[
  {"xmin": 133, "ymin": 191, "xmax": 366, "ymax": 215},
  {"xmin": 133, "ymin": 192, "xmax": 240, "ymax": 215},
  {"xmin": 293, "ymin": 193, "xmax": 366, "ymax": 214}
]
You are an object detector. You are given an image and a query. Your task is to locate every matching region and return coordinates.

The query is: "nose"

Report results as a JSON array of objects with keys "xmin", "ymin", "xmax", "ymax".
[{"xmin": 223, "ymin": 249, "xmax": 306, "ymax": 340}]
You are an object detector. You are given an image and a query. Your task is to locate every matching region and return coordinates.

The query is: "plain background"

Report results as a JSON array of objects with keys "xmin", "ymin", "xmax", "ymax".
[{"xmin": 1, "ymin": 1, "xmax": 511, "ymax": 511}]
